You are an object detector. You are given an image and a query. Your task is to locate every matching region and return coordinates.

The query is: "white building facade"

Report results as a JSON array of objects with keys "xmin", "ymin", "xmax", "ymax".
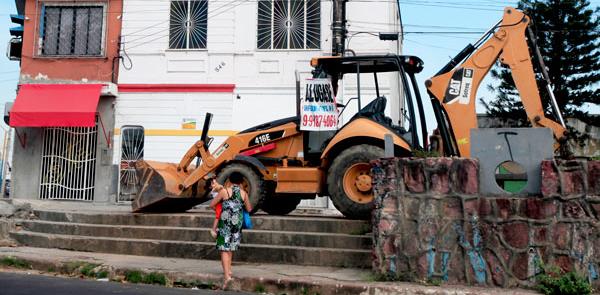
[{"xmin": 115, "ymin": 0, "xmax": 403, "ymax": 206}]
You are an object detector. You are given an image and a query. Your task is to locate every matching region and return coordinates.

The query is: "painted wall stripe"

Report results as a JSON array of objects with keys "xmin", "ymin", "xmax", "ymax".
[
  {"xmin": 114, "ymin": 129, "xmax": 238, "ymax": 136},
  {"xmin": 118, "ymin": 84, "xmax": 236, "ymax": 93}
]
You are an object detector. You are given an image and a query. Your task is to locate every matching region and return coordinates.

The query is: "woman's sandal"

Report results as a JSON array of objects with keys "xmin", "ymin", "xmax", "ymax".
[{"xmin": 222, "ymin": 277, "xmax": 234, "ymax": 290}]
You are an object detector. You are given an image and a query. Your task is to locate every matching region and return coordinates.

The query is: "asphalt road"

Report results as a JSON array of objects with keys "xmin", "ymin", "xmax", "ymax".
[{"xmin": 0, "ymin": 272, "xmax": 250, "ymax": 295}]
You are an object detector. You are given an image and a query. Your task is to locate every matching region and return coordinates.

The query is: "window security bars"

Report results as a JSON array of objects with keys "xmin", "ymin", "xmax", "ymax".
[
  {"xmin": 118, "ymin": 126, "xmax": 145, "ymax": 203},
  {"xmin": 39, "ymin": 126, "xmax": 98, "ymax": 201},
  {"xmin": 258, "ymin": 0, "xmax": 320, "ymax": 50},
  {"xmin": 41, "ymin": 5, "xmax": 104, "ymax": 56},
  {"xmin": 169, "ymin": 0, "xmax": 208, "ymax": 49}
]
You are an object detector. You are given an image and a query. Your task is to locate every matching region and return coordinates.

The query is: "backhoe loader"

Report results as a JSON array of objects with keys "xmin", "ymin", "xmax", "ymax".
[{"xmin": 134, "ymin": 7, "xmax": 567, "ymax": 219}]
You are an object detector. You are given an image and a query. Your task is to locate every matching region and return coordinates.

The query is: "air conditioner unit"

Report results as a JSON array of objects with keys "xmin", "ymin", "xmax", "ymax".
[
  {"xmin": 6, "ymin": 38, "xmax": 22, "ymax": 61},
  {"xmin": 4, "ymin": 102, "xmax": 13, "ymax": 125}
]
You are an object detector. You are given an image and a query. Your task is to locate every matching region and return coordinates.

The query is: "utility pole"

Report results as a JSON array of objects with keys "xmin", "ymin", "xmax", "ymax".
[
  {"xmin": 0, "ymin": 128, "xmax": 9, "ymax": 198},
  {"xmin": 331, "ymin": 0, "xmax": 347, "ymax": 56}
]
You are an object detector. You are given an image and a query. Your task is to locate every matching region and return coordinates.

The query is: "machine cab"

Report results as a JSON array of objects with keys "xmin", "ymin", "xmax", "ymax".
[{"xmin": 303, "ymin": 54, "xmax": 428, "ymax": 160}]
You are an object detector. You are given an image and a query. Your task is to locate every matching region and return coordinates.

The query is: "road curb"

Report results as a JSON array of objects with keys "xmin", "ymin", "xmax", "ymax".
[{"xmin": 0, "ymin": 251, "xmax": 538, "ymax": 295}]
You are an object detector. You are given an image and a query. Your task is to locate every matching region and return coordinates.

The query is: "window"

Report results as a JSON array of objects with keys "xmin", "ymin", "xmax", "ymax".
[
  {"xmin": 41, "ymin": 5, "xmax": 104, "ymax": 56},
  {"xmin": 257, "ymin": 0, "xmax": 320, "ymax": 50},
  {"xmin": 169, "ymin": 0, "xmax": 208, "ymax": 49}
]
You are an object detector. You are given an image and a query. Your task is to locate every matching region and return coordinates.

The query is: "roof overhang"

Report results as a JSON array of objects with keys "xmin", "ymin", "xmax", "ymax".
[{"xmin": 9, "ymin": 84, "xmax": 103, "ymax": 127}]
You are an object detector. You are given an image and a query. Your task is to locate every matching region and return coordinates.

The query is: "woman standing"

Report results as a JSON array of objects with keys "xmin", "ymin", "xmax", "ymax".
[{"xmin": 209, "ymin": 172, "xmax": 252, "ymax": 289}]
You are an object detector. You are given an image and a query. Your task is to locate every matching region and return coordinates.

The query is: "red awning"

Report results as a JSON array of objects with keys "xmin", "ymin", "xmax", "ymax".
[{"xmin": 9, "ymin": 84, "xmax": 102, "ymax": 127}]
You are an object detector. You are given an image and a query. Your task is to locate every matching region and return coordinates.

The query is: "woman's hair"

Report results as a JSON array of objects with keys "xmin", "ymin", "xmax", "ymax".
[{"xmin": 229, "ymin": 172, "xmax": 244, "ymax": 185}]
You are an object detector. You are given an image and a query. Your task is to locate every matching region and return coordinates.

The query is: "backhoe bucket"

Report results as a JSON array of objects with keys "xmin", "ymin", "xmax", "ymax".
[{"xmin": 133, "ymin": 160, "xmax": 209, "ymax": 213}]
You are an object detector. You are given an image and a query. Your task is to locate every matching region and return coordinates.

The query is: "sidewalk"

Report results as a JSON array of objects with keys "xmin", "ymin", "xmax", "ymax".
[
  {"xmin": 9, "ymin": 199, "xmax": 345, "ymax": 217},
  {"xmin": 0, "ymin": 246, "xmax": 537, "ymax": 295}
]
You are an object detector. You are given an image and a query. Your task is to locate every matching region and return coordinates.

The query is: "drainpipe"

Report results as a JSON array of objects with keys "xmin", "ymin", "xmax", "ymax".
[{"xmin": 331, "ymin": 0, "xmax": 347, "ymax": 56}]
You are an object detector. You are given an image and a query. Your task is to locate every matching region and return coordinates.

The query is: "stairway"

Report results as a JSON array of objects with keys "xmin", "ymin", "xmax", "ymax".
[{"xmin": 10, "ymin": 210, "xmax": 372, "ymax": 268}]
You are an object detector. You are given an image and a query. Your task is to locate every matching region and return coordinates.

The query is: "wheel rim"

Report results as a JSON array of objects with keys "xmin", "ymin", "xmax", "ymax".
[{"xmin": 342, "ymin": 163, "xmax": 374, "ymax": 204}]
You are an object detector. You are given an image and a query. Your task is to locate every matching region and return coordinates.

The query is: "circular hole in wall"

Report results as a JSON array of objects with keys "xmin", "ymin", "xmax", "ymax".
[{"xmin": 494, "ymin": 161, "xmax": 528, "ymax": 193}]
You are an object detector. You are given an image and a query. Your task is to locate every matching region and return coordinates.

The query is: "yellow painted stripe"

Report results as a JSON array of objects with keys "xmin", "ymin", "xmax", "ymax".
[{"xmin": 114, "ymin": 128, "xmax": 238, "ymax": 137}]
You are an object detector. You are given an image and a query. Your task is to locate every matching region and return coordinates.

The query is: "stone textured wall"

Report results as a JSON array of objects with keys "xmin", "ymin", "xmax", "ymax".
[{"xmin": 371, "ymin": 158, "xmax": 600, "ymax": 288}]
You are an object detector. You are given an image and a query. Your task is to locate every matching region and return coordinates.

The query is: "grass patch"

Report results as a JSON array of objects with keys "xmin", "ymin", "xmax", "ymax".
[
  {"xmin": 536, "ymin": 264, "xmax": 592, "ymax": 295},
  {"xmin": 299, "ymin": 286, "xmax": 321, "ymax": 295},
  {"xmin": 96, "ymin": 270, "xmax": 109, "ymax": 279},
  {"xmin": 125, "ymin": 270, "xmax": 143, "ymax": 284},
  {"xmin": 124, "ymin": 270, "xmax": 167, "ymax": 286},
  {"xmin": 142, "ymin": 272, "xmax": 167, "ymax": 286},
  {"xmin": 368, "ymin": 271, "xmax": 415, "ymax": 282},
  {"xmin": 61, "ymin": 261, "xmax": 86, "ymax": 274},
  {"xmin": 80, "ymin": 263, "xmax": 99, "ymax": 277},
  {"xmin": 412, "ymin": 149, "xmax": 440, "ymax": 158},
  {"xmin": 254, "ymin": 283, "xmax": 266, "ymax": 293},
  {"xmin": 0, "ymin": 256, "xmax": 31, "ymax": 269},
  {"xmin": 426, "ymin": 277, "xmax": 443, "ymax": 286}
]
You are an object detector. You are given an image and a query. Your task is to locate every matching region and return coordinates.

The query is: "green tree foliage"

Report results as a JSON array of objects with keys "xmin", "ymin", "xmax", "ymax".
[{"xmin": 482, "ymin": 0, "xmax": 599, "ymax": 128}]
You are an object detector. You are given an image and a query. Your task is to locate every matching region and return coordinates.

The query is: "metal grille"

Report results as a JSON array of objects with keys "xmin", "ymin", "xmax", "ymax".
[
  {"xmin": 257, "ymin": 0, "xmax": 320, "ymax": 49},
  {"xmin": 39, "ymin": 126, "xmax": 98, "ymax": 201},
  {"xmin": 169, "ymin": 0, "xmax": 208, "ymax": 49},
  {"xmin": 42, "ymin": 5, "xmax": 103, "ymax": 56},
  {"xmin": 118, "ymin": 126, "xmax": 145, "ymax": 202}
]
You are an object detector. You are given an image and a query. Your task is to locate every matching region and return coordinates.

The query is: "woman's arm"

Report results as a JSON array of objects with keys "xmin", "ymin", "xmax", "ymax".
[
  {"xmin": 209, "ymin": 192, "xmax": 223, "ymax": 209},
  {"xmin": 209, "ymin": 180, "xmax": 225, "ymax": 209},
  {"xmin": 242, "ymin": 191, "xmax": 252, "ymax": 212}
]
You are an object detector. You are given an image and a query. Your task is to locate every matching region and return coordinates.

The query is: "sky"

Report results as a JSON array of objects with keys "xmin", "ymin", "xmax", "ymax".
[
  {"xmin": 398, "ymin": 0, "xmax": 600, "ymax": 134},
  {"xmin": 0, "ymin": 0, "xmax": 19, "ymax": 139},
  {"xmin": 0, "ymin": 0, "xmax": 598, "ymax": 139}
]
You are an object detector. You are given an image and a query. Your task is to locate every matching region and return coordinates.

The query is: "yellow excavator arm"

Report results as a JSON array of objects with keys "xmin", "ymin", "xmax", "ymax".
[{"xmin": 425, "ymin": 7, "xmax": 567, "ymax": 157}]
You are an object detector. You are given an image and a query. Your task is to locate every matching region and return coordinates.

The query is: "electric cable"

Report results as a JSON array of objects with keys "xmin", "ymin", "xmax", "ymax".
[{"xmin": 123, "ymin": 0, "xmax": 252, "ymax": 46}]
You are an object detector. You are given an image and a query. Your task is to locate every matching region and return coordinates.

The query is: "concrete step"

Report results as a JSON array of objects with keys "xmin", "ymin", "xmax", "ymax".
[
  {"xmin": 10, "ymin": 230, "xmax": 371, "ymax": 268},
  {"xmin": 19, "ymin": 220, "xmax": 372, "ymax": 250},
  {"xmin": 33, "ymin": 210, "xmax": 371, "ymax": 235}
]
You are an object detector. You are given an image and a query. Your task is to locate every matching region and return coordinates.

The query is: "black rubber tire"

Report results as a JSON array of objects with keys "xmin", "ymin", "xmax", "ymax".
[
  {"xmin": 216, "ymin": 163, "xmax": 265, "ymax": 214},
  {"xmin": 327, "ymin": 144, "xmax": 384, "ymax": 219},
  {"xmin": 261, "ymin": 195, "xmax": 302, "ymax": 215}
]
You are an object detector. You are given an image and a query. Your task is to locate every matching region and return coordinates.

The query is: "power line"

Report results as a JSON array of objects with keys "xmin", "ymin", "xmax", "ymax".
[
  {"xmin": 404, "ymin": 38, "xmax": 460, "ymax": 51},
  {"xmin": 349, "ymin": 20, "xmax": 489, "ymax": 30},
  {"xmin": 125, "ymin": 0, "xmax": 253, "ymax": 50},
  {"xmin": 123, "ymin": 0, "xmax": 253, "ymax": 45}
]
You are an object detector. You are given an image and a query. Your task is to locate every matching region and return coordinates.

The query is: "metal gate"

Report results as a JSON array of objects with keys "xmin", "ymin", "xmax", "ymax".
[
  {"xmin": 118, "ymin": 126, "xmax": 144, "ymax": 202},
  {"xmin": 39, "ymin": 125, "xmax": 98, "ymax": 201}
]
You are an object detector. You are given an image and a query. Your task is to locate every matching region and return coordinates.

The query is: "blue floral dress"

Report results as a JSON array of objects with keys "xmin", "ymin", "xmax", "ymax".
[{"xmin": 216, "ymin": 185, "xmax": 244, "ymax": 251}]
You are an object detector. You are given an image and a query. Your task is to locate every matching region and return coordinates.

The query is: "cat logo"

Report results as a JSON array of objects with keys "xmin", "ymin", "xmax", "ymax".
[
  {"xmin": 448, "ymin": 79, "xmax": 461, "ymax": 96},
  {"xmin": 443, "ymin": 68, "xmax": 474, "ymax": 105}
]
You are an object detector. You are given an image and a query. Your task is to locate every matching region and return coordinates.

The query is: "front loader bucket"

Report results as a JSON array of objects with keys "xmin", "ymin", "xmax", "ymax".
[{"xmin": 133, "ymin": 160, "xmax": 210, "ymax": 213}]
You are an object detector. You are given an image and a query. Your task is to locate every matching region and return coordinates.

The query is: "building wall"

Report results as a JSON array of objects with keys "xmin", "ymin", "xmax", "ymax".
[
  {"xmin": 115, "ymin": 0, "xmax": 403, "ymax": 162},
  {"xmin": 478, "ymin": 115, "xmax": 600, "ymax": 157},
  {"xmin": 566, "ymin": 118, "xmax": 599, "ymax": 157},
  {"xmin": 372, "ymin": 157, "xmax": 600, "ymax": 288},
  {"xmin": 19, "ymin": 0, "xmax": 123, "ymax": 83},
  {"xmin": 94, "ymin": 97, "xmax": 117, "ymax": 201},
  {"xmin": 10, "ymin": 0, "xmax": 122, "ymax": 202},
  {"xmin": 11, "ymin": 95, "xmax": 116, "ymax": 202},
  {"xmin": 11, "ymin": 127, "xmax": 43, "ymax": 200},
  {"xmin": 114, "ymin": 0, "xmax": 403, "ymax": 207}
]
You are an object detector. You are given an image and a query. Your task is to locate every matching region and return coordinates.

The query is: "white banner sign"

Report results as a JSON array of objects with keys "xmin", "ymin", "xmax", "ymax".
[{"xmin": 300, "ymin": 78, "xmax": 338, "ymax": 131}]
